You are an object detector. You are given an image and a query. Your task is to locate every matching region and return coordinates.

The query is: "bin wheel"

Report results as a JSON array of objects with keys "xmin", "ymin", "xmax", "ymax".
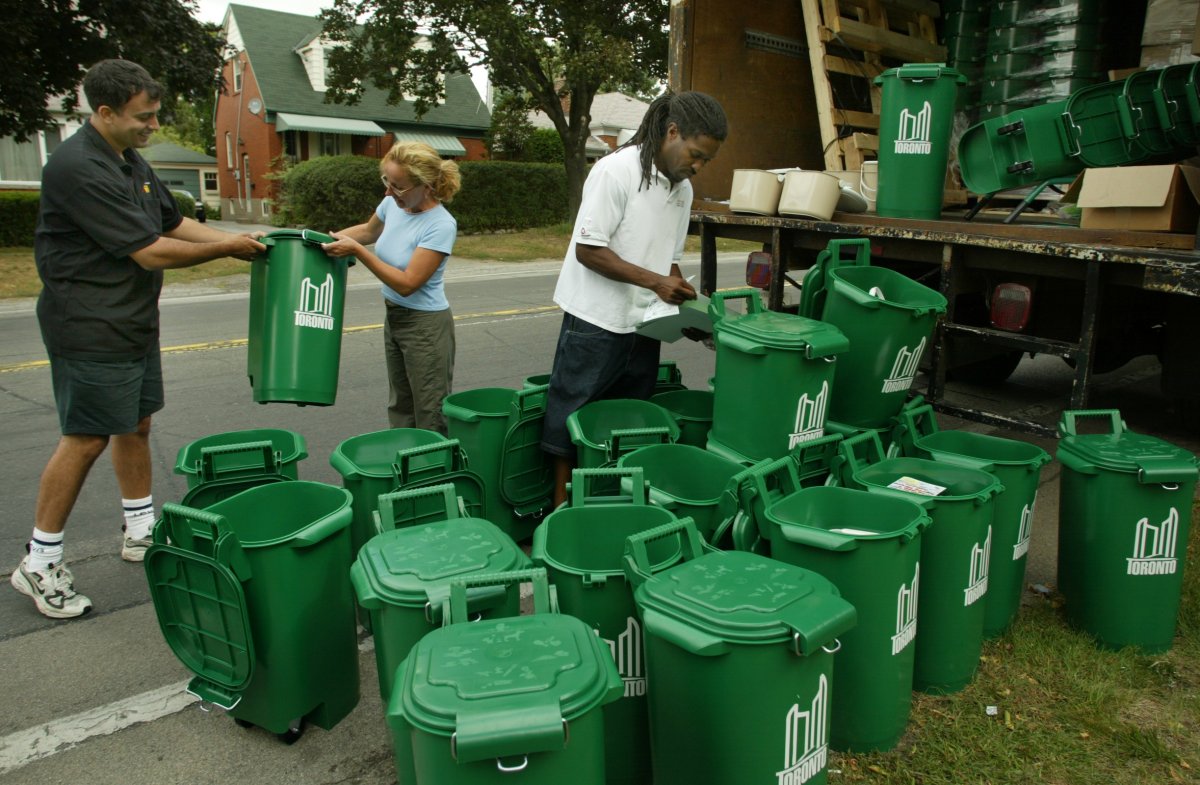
[
  {"xmin": 277, "ymin": 719, "xmax": 305, "ymax": 745},
  {"xmin": 232, "ymin": 718, "xmax": 254, "ymax": 729}
]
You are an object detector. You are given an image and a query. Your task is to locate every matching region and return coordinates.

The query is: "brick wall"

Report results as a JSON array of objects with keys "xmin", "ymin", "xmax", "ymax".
[{"xmin": 213, "ymin": 54, "xmax": 281, "ymax": 222}]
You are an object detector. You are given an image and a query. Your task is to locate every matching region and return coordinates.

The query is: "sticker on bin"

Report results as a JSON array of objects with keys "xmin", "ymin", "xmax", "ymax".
[{"xmin": 887, "ymin": 476, "xmax": 946, "ymax": 496}]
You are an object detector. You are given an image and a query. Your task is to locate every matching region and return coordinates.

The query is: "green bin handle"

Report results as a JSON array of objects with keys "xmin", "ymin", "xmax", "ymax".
[
  {"xmin": 800, "ymin": 238, "xmax": 872, "ymax": 319},
  {"xmin": 729, "ymin": 510, "xmax": 768, "ymax": 554},
  {"xmin": 775, "ymin": 520, "xmax": 862, "ymax": 552},
  {"xmin": 158, "ymin": 503, "xmax": 253, "ymax": 580},
  {"xmin": 830, "ymin": 431, "xmax": 888, "ymax": 487},
  {"xmin": 186, "ymin": 676, "xmax": 245, "ymax": 712},
  {"xmin": 289, "ymin": 488, "xmax": 354, "ymax": 548},
  {"xmin": 1058, "ymin": 409, "xmax": 1125, "ymax": 437},
  {"xmin": 349, "ymin": 560, "xmax": 381, "ymax": 610},
  {"xmin": 891, "ymin": 403, "xmax": 939, "ymax": 457},
  {"xmin": 657, "ymin": 360, "xmax": 684, "ymax": 386},
  {"xmin": 886, "ymin": 63, "xmax": 967, "ymax": 83},
  {"xmin": 622, "ymin": 517, "xmax": 711, "ymax": 589},
  {"xmin": 440, "ymin": 399, "xmax": 488, "ymax": 423},
  {"xmin": 736, "ymin": 457, "xmax": 802, "ymax": 543},
  {"xmin": 640, "ymin": 606, "xmax": 730, "ymax": 657},
  {"xmin": 512, "ymin": 384, "xmax": 548, "ymax": 418},
  {"xmin": 392, "ymin": 439, "xmax": 468, "ymax": 486},
  {"xmin": 300, "ymin": 228, "xmax": 335, "ymax": 245},
  {"xmin": 1135, "ymin": 456, "xmax": 1199, "ymax": 485},
  {"xmin": 707, "ymin": 288, "xmax": 764, "ymax": 324},
  {"xmin": 376, "ymin": 483, "xmax": 460, "ymax": 532},
  {"xmin": 196, "ymin": 440, "xmax": 281, "ymax": 483},
  {"xmin": 608, "ymin": 427, "xmax": 675, "ymax": 460},
  {"xmin": 789, "ymin": 432, "xmax": 845, "ymax": 485},
  {"xmin": 570, "ymin": 467, "xmax": 648, "ymax": 507},
  {"xmin": 446, "ymin": 567, "xmax": 556, "ymax": 625}
]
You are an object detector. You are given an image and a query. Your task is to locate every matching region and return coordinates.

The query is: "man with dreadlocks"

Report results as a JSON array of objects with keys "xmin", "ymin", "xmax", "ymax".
[{"xmin": 540, "ymin": 90, "xmax": 728, "ymax": 505}]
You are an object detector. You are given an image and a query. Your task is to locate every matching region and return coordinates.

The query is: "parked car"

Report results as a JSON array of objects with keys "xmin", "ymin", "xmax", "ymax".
[{"xmin": 173, "ymin": 190, "xmax": 207, "ymax": 223}]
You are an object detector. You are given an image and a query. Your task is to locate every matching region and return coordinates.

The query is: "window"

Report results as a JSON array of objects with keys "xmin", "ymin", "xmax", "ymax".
[
  {"xmin": 282, "ymin": 130, "xmax": 300, "ymax": 162},
  {"xmin": 262, "ymin": 200, "xmax": 271, "ymax": 216},
  {"xmin": 225, "ymin": 132, "xmax": 233, "ymax": 168},
  {"xmin": 320, "ymin": 133, "xmax": 341, "ymax": 157},
  {"xmin": 233, "ymin": 57, "xmax": 243, "ymax": 93},
  {"xmin": 204, "ymin": 172, "xmax": 217, "ymax": 191}
]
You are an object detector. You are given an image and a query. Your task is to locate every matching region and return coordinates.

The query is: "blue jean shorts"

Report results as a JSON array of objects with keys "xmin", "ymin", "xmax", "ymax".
[
  {"xmin": 540, "ymin": 312, "xmax": 661, "ymax": 457},
  {"xmin": 49, "ymin": 350, "xmax": 164, "ymax": 435}
]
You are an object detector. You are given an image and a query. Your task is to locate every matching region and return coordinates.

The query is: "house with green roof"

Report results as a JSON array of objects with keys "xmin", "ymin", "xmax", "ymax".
[
  {"xmin": 140, "ymin": 141, "xmax": 219, "ymax": 208},
  {"xmin": 215, "ymin": 3, "xmax": 491, "ymax": 221}
]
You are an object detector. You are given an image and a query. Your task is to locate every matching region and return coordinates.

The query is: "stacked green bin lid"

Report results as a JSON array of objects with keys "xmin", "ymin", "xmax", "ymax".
[
  {"xmin": 958, "ymin": 100, "xmax": 1082, "ymax": 195},
  {"xmin": 714, "ymin": 308, "xmax": 848, "ymax": 355},
  {"xmin": 1063, "ymin": 79, "xmax": 1152, "ymax": 167},
  {"xmin": 1156, "ymin": 64, "xmax": 1200, "ymax": 146}
]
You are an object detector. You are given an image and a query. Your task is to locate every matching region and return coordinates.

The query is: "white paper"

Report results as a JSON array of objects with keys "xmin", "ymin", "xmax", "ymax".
[
  {"xmin": 641, "ymin": 298, "xmax": 680, "ymax": 323},
  {"xmin": 886, "ymin": 476, "xmax": 947, "ymax": 496}
]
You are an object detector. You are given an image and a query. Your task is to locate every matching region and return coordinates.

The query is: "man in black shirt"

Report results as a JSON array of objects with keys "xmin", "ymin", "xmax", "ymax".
[{"xmin": 11, "ymin": 59, "xmax": 266, "ymax": 619}]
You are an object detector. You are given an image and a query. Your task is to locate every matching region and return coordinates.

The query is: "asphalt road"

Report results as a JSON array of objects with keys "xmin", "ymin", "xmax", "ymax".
[{"xmin": 0, "ymin": 231, "xmax": 1195, "ymax": 784}]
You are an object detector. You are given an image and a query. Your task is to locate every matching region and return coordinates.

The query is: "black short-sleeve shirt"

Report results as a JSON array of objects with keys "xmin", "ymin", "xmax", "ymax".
[{"xmin": 35, "ymin": 122, "xmax": 183, "ymax": 361}]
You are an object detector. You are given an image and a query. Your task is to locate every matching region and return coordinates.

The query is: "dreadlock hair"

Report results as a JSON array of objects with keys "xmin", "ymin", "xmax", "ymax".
[{"xmin": 620, "ymin": 90, "xmax": 728, "ymax": 191}]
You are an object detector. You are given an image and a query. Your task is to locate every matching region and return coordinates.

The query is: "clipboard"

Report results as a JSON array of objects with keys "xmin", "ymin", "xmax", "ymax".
[{"xmin": 635, "ymin": 294, "xmax": 712, "ymax": 342}]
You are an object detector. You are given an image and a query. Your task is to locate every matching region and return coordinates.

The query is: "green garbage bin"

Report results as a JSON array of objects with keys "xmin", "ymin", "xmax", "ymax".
[
  {"xmin": 247, "ymin": 229, "xmax": 351, "ymax": 406},
  {"xmin": 442, "ymin": 385, "xmax": 553, "ymax": 542},
  {"xmin": 523, "ymin": 372, "xmax": 552, "ymax": 389},
  {"xmin": 531, "ymin": 468, "xmax": 680, "ymax": 785},
  {"xmin": 874, "ymin": 63, "xmax": 966, "ymax": 219},
  {"xmin": 173, "ymin": 429, "xmax": 307, "ymax": 508},
  {"xmin": 894, "ymin": 401, "xmax": 1050, "ymax": 638},
  {"xmin": 388, "ymin": 569, "xmax": 623, "ymax": 785},
  {"xmin": 330, "ymin": 428, "xmax": 449, "ymax": 561},
  {"xmin": 145, "ymin": 481, "xmax": 359, "ymax": 741},
  {"xmin": 351, "ymin": 485, "xmax": 530, "ymax": 701},
  {"xmin": 623, "ymin": 519, "xmax": 857, "ymax": 785},
  {"xmin": 617, "ymin": 443, "xmax": 743, "ymax": 544},
  {"xmin": 729, "ymin": 456, "xmax": 930, "ymax": 752},
  {"xmin": 567, "ymin": 399, "xmax": 680, "ymax": 469},
  {"xmin": 1056, "ymin": 410, "xmax": 1198, "ymax": 653},
  {"xmin": 650, "ymin": 388, "xmax": 714, "ymax": 448},
  {"xmin": 799, "ymin": 239, "xmax": 946, "ymax": 429},
  {"xmin": 709, "ymin": 288, "xmax": 848, "ymax": 462},
  {"xmin": 833, "ymin": 431, "xmax": 1002, "ymax": 694}
]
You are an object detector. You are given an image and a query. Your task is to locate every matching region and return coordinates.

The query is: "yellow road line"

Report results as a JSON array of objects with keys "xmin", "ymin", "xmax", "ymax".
[{"xmin": 0, "ymin": 304, "xmax": 561, "ymax": 374}]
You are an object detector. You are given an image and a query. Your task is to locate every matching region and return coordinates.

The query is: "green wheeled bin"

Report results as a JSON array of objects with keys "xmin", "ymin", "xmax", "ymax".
[
  {"xmin": 874, "ymin": 63, "xmax": 966, "ymax": 219},
  {"xmin": 617, "ymin": 443, "xmax": 743, "ymax": 544},
  {"xmin": 247, "ymin": 229, "xmax": 351, "ymax": 406},
  {"xmin": 330, "ymin": 428, "xmax": 449, "ymax": 562},
  {"xmin": 650, "ymin": 388, "xmax": 714, "ymax": 448},
  {"xmin": 893, "ymin": 401, "xmax": 1050, "ymax": 638},
  {"xmin": 442, "ymin": 385, "xmax": 553, "ymax": 542},
  {"xmin": 957, "ymin": 100, "xmax": 1083, "ymax": 195},
  {"xmin": 567, "ymin": 399, "xmax": 680, "ymax": 469},
  {"xmin": 623, "ymin": 519, "xmax": 857, "ymax": 785},
  {"xmin": 833, "ymin": 431, "xmax": 1002, "ymax": 694},
  {"xmin": 1056, "ymin": 410, "xmax": 1198, "ymax": 653},
  {"xmin": 145, "ymin": 481, "xmax": 359, "ymax": 742},
  {"xmin": 388, "ymin": 569, "xmax": 623, "ymax": 785},
  {"xmin": 798, "ymin": 238, "xmax": 946, "ymax": 429},
  {"xmin": 730, "ymin": 456, "xmax": 930, "ymax": 752},
  {"xmin": 708, "ymin": 288, "xmax": 848, "ymax": 463},
  {"xmin": 351, "ymin": 484, "xmax": 530, "ymax": 701},
  {"xmin": 173, "ymin": 428, "xmax": 307, "ymax": 508},
  {"xmin": 531, "ymin": 468, "xmax": 680, "ymax": 785}
]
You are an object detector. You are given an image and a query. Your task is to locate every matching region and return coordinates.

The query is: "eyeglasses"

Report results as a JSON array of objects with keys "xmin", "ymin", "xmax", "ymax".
[{"xmin": 380, "ymin": 175, "xmax": 420, "ymax": 198}]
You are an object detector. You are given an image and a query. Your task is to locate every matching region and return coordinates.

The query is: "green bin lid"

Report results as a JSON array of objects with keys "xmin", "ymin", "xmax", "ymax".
[
  {"xmin": 716, "ymin": 311, "xmax": 849, "ymax": 357},
  {"xmin": 355, "ymin": 517, "xmax": 529, "ymax": 608},
  {"xmin": 634, "ymin": 550, "xmax": 856, "ymax": 650},
  {"xmin": 876, "ymin": 63, "xmax": 967, "ymax": 85},
  {"xmin": 1057, "ymin": 432, "xmax": 1198, "ymax": 482},
  {"xmin": 396, "ymin": 614, "xmax": 621, "ymax": 758}
]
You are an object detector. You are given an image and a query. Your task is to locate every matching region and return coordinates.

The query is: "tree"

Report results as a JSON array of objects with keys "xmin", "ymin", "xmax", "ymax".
[
  {"xmin": 2, "ymin": 0, "xmax": 226, "ymax": 142},
  {"xmin": 484, "ymin": 90, "xmax": 535, "ymax": 161},
  {"xmin": 151, "ymin": 95, "xmax": 217, "ymax": 155},
  {"xmin": 320, "ymin": 0, "xmax": 668, "ymax": 218}
]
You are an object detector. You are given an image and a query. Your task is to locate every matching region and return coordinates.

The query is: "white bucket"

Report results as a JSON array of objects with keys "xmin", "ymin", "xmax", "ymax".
[
  {"xmin": 778, "ymin": 170, "xmax": 842, "ymax": 220},
  {"xmin": 730, "ymin": 169, "xmax": 785, "ymax": 215},
  {"xmin": 860, "ymin": 161, "xmax": 879, "ymax": 213}
]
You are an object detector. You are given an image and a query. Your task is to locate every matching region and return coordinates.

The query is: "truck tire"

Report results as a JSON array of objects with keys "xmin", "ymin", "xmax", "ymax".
[{"xmin": 948, "ymin": 350, "xmax": 1024, "ymax": 385}]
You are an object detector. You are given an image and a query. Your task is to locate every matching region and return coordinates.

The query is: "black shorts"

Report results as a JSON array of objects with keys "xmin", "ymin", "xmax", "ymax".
[{"xmin": 49, "ymin": 349, "xmax": 165, "ymax": 435}]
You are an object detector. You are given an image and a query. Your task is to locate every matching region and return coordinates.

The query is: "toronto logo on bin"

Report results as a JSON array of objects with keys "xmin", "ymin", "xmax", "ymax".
[
  {"xmin": 776, "ymin": 674, "xmax": 829, "ymax": 785},
  {"xmin": 881, "ymin": 338, "xmax": 926, "ymax": 393},
  {"xmin": 894, "ymin": 101, "xmax": 933, "ymax": 155},
  {"xmin": 788, "ymin": 381, "xmax": 829, "ymax": 449},
  {"xmin": 964, "ymin": 526, "xmax": 992, "ymax": 607},
  {"xmin": 1127, "ymin": 507, "xmax": 1180, "ymax": 576},
  {"xmin": 892, "ymin": 562, "xmax": 919, "ymax": 656},
  {"xmin": 600, "ymin": 617, "xmax": 646, "ymax": 698},
  {"xmin": 294, "ymin": 273, "xmax": 336, "ymax": 330},
  {"xmin": 1012, "ymin": 502, "xmax": 1035, "ymax": 560}
]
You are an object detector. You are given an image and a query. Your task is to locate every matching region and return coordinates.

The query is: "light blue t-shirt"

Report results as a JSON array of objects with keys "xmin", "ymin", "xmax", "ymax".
[{"xmin": 374, "ymin": 197, "xmax": 457, "ymax": 311}]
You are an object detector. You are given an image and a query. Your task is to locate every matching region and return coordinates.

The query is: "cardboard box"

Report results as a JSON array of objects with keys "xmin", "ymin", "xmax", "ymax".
[{"xmin": 1067, "ymin": 165, "xmax": 1200, "ymax": 232}]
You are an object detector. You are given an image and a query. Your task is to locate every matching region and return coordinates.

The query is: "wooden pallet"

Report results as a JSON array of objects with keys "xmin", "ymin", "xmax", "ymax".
[{"xmin": 801, "ymin": 0, "xmax": 946, "ymax": 172}]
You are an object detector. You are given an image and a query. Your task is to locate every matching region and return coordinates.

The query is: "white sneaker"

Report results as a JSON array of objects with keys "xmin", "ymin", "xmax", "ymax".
[
  {"xmin": 10, "ymin": 557, "xmax": 93, "ymax": 619},
  {"xmin": 121, "ymin": 535, "xmax": 152, "ymax": 562}
]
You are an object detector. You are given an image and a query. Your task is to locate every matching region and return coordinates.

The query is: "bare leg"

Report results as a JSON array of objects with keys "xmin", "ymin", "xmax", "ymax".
[
  {"xmin": 34, "ymin": 434, "xmax": 111, "ymax": 535},
  {"xmin": 552, "ymin": 455, "xmax": 574, "ymax": 508},
  {"xmin": 110, "ymin": 416, "xmax": 152, "ymax": 499}
]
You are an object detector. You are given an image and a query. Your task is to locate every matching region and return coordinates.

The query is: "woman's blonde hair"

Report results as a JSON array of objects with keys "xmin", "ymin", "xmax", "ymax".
[{"xmin": 380, "ymin": 140, "xmax": 462, "ymax": 204}]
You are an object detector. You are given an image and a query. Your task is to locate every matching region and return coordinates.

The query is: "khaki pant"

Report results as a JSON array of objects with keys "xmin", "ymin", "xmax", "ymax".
[{"xmin": 383, "ymin": 301, "xmax": 455, "ymax": 434}]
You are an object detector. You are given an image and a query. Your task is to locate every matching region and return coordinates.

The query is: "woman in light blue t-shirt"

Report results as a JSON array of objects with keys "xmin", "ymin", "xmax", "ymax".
[{"xmin": 322, "ymin": 141, "xmax": 461, "ymax": 433}]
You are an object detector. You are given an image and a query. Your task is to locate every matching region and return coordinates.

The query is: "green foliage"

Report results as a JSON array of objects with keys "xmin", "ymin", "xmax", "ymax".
[
  {"xmin": 452, "ymin": 162, "xmax": 569, "ymax": 233},
  {"xmin": 523, "ymin": 129, "xmax": 565, "ymax": 164},
  {"xmin": 485, "ymin": 91, "xmax": 536, "ymax": 161},
  {"xmin": 0, "ymin": 192, "xmax": 40, "ymax": 247},
  {"xmin": 273, "ymin": 155, "xmax": 382, "ymax": 231},
  {"xmin": 152, "ymin": 97, "xmax": 217, "ymax": 155},
  {"xmin": 170, "ymin": 191, "xmax": 196, "ymax": 220},
  {"xmin": 4, "ymin": 0, "xmax": 227, "ymax": 142}
]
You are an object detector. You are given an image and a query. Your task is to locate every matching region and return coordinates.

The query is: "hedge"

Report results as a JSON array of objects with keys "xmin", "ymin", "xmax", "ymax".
[
  {"xmin": 0, "ymin": 191, "xmax": 40, "ymax": 246},
  {"xmin": 171, "ymin": 190, "xmax": 196, "ymax": 220},
  {"xmin": 273, "ymin": 155, "xmax": 570, "ymax": 234}
]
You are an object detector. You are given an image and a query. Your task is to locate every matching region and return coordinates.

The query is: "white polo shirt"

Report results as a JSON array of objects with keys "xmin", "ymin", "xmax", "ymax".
[{"xmin": 553, "ymin": 145, "xmax": 692, "ymax": 333}]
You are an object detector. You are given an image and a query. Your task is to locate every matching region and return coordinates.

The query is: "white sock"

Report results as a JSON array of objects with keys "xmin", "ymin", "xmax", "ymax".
[
  {"xmin": 28, "ymin": 528, "xmax": 64, "ymax": 573},
  {"xmin": 122, "ymin": 495, "xmax": 156, "ymax": 540}
]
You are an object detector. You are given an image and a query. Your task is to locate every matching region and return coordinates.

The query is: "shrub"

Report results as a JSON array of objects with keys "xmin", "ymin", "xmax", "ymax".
[
  {"xmin": 523, "ymin": 129, "xmax": 565, "ymax": 163},
  {"xmin": 452, "ymin": 161, "xmax": 569, "ymax": 233},
  {"xmin": 274, "ymin": 155, "xmax": 382, "ymax": 231},
  {"xmin": 171, "ymin": 191, "xmax": 196, "ymax": 220},
  {"xmin": 0, "ymin": 191, "xmax": 41, "ymax": 246}
]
